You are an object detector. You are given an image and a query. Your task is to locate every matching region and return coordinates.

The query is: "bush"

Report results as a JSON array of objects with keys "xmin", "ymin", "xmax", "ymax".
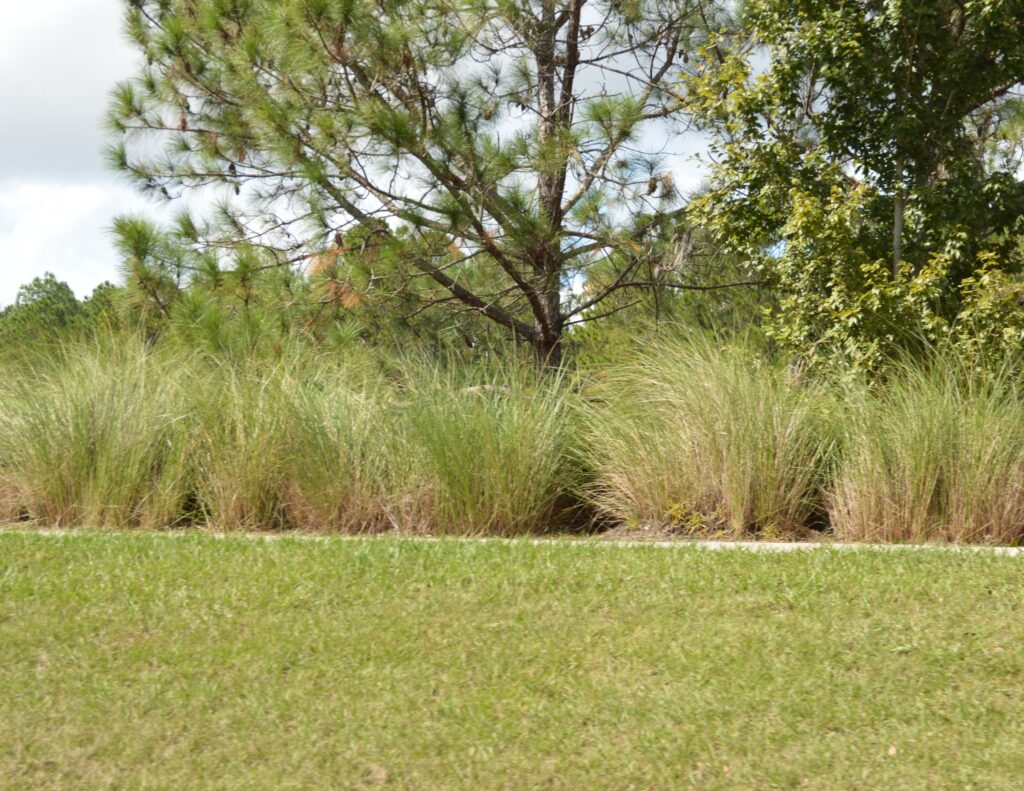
[{"xmin": 0, "ymin": 341, "xmax": 587, "ymax": 535}]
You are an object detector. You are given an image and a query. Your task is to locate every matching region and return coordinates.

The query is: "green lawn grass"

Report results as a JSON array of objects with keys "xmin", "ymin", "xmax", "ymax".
[{"xmin": 1, "ymin": 533, "xmax": 1022, "ymax": 789}]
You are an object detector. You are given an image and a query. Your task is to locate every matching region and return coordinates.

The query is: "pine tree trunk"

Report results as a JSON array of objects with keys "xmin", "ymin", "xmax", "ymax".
[
  {"xmin": 534, "ymin": 328, "xmax": 563, "ymax": 369},
  {"xmin": 530, "ymin": 1, "xmax": 568, "ymax": 372},
  {"xmin": 893, "ymin": 189, "xmax": 904, "ymax": 278},
  {"xmin": 533, "ymin": 279, "xmax": 563, "ymax": 370}
]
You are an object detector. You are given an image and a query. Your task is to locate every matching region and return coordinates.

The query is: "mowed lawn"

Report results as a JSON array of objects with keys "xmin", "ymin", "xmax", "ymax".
[{"xmin": 1, "ymin": 534, "xmax": 1023, "ymax": 789}]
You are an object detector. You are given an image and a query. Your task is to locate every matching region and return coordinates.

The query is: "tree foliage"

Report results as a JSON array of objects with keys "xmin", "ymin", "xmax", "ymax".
[
  {"xmin": 112, "ymin": 215, "xmax": 518, "ymax": 357},
  {"xmin": 107, "ymin": 0, "xmax": 738, "ymax": 364},
  {"xmin": 688, "ymin": 0, "xmax": 1024, "ymax": 368},
  {"xmin": 0, "ymin": 275, "xmax": 121, "ymax": 355}
]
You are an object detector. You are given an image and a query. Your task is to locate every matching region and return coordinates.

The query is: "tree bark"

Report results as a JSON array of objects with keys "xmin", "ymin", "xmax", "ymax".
[
  {"xmin": 533, "ymin": 276, "xmax": 563, "ymax": 369},
  {"xmin": 534, "ymin": 325, "xmax": 563, "ymax": 369},
  {"xmin": 892, "ymin": 184, "xmax": 904, "ymax": 279},
  {"xmin": 529, "ymin": 0, "xmax": 583, "ymax": 369}
]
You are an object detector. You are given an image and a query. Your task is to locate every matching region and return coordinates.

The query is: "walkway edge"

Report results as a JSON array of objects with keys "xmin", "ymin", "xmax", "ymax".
[{"xmin": 1, "ymin": 528, "xmax": 1021, "ymax": 555}]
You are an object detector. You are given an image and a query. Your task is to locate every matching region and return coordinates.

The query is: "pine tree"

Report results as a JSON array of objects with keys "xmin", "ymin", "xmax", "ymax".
[{"xmin": 107, "ymin": 0, "xmax": 731, "ymax": 365}]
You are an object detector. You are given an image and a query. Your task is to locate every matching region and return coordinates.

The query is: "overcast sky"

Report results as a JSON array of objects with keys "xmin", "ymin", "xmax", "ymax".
[{"xmin": 0, "ymin": 0, "xmax": 159, "ymax": 306}]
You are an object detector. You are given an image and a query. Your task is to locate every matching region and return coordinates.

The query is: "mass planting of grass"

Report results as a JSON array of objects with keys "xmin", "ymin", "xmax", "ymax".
[
  {"xmin": 1, "ymin": 532, "xmax": 1022, "ymax": 789},
  {"xmin": 0, "ymin": 343, "xmax": 581, "ymax": 536},
  {"xmin": 4, "ymin": 338, "xmax": 1024, "ymax": 543}
]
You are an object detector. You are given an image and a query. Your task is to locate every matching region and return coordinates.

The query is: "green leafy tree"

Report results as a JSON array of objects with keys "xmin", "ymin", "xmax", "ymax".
[
  {"xmin": 0, "ymin": 275, "xmax": 127, "ymax": 358},
  {"xmin": 688, "ymin": 0, "xmax": 1024, "ymax": 368},
  {"xmin": 106, "ymin": 0, "xmax": 744, "ymax": 366},
  {"xmin": 10, "ymin": 273, "xmax": 80, "ymax": 321},
  {"xmin": 81, "ymin": 282, "xmax": 124, "ymax": 328},
  {"xmin": 0, "ymin": 274, "xmax": 84, "ymax": 352}
]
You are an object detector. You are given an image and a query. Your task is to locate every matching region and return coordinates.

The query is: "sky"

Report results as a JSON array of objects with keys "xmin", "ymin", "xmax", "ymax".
[{"xmin": 0, "ymin": 0, "xmax": 158, "ymax": 307}]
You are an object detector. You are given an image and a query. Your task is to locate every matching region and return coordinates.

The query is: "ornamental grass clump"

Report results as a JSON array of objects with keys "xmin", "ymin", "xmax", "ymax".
[
  {"xmin": 281, "ymin": 364, "xmax": 398, "ymax": 533},
  {"xmin": 830, "ymin": 361, "xmax": 1024, "ymax": 544},
  {"xmin": 188, "ymin": 359, "xmax": 299, "ymax": 531},
  {"xmin": 399, "ymin": 362, "xmax": 581, "ymax": 535},
  {"xmin": 585, "ymin": 338, "xmax": 835, "ymax": 537},
  {"xmin": 0, "ymin": 340, "xmax": 193, "ymax": 528}
]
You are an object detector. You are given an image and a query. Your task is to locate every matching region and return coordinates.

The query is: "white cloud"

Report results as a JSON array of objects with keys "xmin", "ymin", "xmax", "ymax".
[
  {"xmin": 0, "ymin": 179, "xmax": 158, "ymax": 304},
  {"xmin": 0, "ymin": 0, "xmax": 141, "ymax": 305},
  {"xmin": 0, "ymin": 0, "xmax": 138, "ymax": 181}
]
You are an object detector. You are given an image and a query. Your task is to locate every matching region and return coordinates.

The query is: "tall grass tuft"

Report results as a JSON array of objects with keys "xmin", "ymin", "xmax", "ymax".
[
  {"xmin": 399, "ymin": 362, "xmax": 580, "ymax": 535},
  {"xmin": 189, "ymin": 357, "xmax": 304, "ymax": 531},
  {"xmin": 585, "ymin": 338, "xmax": 835, "ymax": 536},
  {"xmin": 282, "ymin": 364, "xmax": 397, "ymax": 532},
  {"xmin": 0, "ymin": 340, "xmax": 193, "ymax": 528},
  {"xmin": 830, "ymin": 361, "xmax": 1024, "ymax": 544}
]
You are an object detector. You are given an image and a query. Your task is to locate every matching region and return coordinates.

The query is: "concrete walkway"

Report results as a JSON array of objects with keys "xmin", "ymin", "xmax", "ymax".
[{"xmin": 3, "ymin": 527, "xmax": 1022, "ymax": 555}]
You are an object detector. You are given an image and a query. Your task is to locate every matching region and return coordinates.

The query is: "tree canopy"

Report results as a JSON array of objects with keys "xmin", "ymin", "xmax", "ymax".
[
  {"xmin": 101, "ymin": 0, "xmax": 1024, "ymax": 369},
  {"xmin": 107, "ymin": 0, "xmax": 745, "ymax": 364},
  {"xmin": 688, "ymin": 0, "xmax": 1024, "ymax": 367}
]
